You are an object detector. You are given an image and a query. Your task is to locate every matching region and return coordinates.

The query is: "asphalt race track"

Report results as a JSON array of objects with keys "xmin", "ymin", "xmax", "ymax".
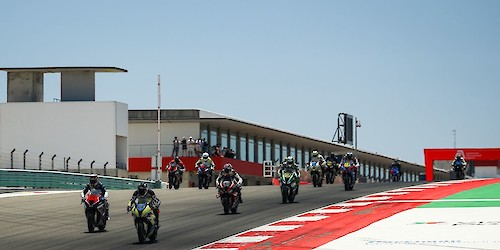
[{"xmin": 0, "ymin": 182, "xmax": 416, "ymax": 250}]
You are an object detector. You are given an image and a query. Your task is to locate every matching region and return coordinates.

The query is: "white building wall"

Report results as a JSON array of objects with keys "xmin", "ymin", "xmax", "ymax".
[
  {"xmin": 0, "ymin": 101, "xmax": 127, "ymax": 169},
  {"xmin": 129, "ymin": 122, "xmax": 200, "ymax": 156}
]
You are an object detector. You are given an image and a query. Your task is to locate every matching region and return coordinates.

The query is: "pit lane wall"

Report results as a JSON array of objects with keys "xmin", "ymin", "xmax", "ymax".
[
  {"xmin": 128, "ymin": 156, "xmax": 271, "ymax": 187},
  {"xmin": 0, "ymin": 169, "xmax": 154, "ymax": 190}
]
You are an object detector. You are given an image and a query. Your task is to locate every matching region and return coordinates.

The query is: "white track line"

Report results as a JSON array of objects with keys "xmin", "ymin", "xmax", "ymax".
[
  {"xmin": 281, "ymin": 215, "xmax": 329, "ymax": 222},
  {"xmin": 251, "ymin": 225, "xmax": 302, "ymax": 231},
  {"xmin": 0, "ymin": 190, "xmax": 80, "ymax": 199},
  {"xmin": 217, "ymin": 236, "xmax": 273, "ymax": 243},
  {"xmin": 310, "ymin": 208, "xmax": 352, "ymax": 214}
]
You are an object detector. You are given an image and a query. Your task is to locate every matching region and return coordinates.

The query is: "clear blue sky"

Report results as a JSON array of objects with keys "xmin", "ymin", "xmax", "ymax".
[{"xmin": 1, "ymin": 1, "xmax": 499, "ymax": 165}]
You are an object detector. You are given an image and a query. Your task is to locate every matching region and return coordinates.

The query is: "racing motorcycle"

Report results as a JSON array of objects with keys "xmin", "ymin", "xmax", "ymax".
[
  {"xmin": 197, "ymin": 162, "xmax": 213, "ymax": 189},
  {"xmin": 308, "ymin": 161, "xmax": 323, "ymax": 187},
  {"xmin": 340, "ymin": 162, "xmax": 356, "ymax": 191},
  {"xmin": 129, "ymin": 196, "xmax": 159, "ymax": 243},
  {"xmin": 389, "ymin": 166, "xmax": 400, "ymax": 182},
  {"xmin": 167, "ymin": 163, "xmax": 183, "ymax": 190},
  {"xmin": 82, "ymin": 189, "xmax": 108, "ymax": 232},
  {"xmin": 279, "ymin": 167, "xmax": 299, "ymax": 203},
  {"xmin": 324, "ymin": 160, "xmax": 338, "ymax": 184},
  {"xmin": 217, "ymin": 178, "xmax": 240, "ymax": 214},
  {"xmin": 452, "ymin": 161, "xmax": 466, "ymax": 180}
]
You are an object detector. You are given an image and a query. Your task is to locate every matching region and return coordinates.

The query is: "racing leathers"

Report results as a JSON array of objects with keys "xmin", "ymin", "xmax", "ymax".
[
  {"xmin": 339, "ymin": 156, "xmax": 360, "ymax": 181},
  {"xmin": 195, "ymin": 156, "xmax": 215, "ymax": 189},
  {"xmin": 216, "ymin": 170, "xmax": 243, "ymax": 203},
  {"xmin": 81, "ymin": 182, "xmax": 109, "ymax": 218},
  {"xmin": 166, "ymin": 159, "xmax": 185, "ymax": 188},
  {"xmin": 278, "ymin": 162, "xmax": 301, "ymax": 194},
  {"xmin": 309, "ymin": 153, "xmax": 326, "ymax": 179},
  {"xmin": 127, "ymin": 189, "xmax": 161, "ymax": 228}
]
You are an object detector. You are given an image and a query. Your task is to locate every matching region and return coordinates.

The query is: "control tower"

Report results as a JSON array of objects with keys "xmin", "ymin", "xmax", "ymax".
[{"xmin": 0, "ymin": 67, "xmax": 128, "ymax": 172}]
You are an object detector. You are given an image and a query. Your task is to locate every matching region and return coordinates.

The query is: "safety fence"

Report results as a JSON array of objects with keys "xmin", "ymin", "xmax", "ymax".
[
  {"xmin": 0, "ymin": 169, "xmax": 156, "ymax": 190},
  {"xmin": 0, "ymin": 146, "xmax": 126, "ymax": 171}
]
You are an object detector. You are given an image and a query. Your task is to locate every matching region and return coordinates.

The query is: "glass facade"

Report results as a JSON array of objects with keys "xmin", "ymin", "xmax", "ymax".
[
  {"xmin": 197, "ymin": 125, "xmax": 420, "ymax": 182},
  {"xmin": 239, "ymin": 136, "xmax": 246, "ymax": 161},
  {"xmin": 248, "ymin": 138, "xmax": 255, "ymax": 162}
]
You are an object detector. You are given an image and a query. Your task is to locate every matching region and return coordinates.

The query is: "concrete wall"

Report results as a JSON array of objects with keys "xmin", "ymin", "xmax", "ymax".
[
  {"xmin": 128, "ymin": 122, "xmax": 200, "ymax": 156},
  {"xmin": 7, "ymin": 72, "xmax": 44, "ymax": 102},
  {"xmin": 0, "ymin": 101, "xmax": 128, "ymax": 169},
  {"xmin": 475, "ymin": 166, "xmax": 499, "ymax": 178}
]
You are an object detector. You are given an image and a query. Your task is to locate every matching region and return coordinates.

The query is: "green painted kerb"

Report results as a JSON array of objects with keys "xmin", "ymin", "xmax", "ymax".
[{"xmin": 420, "ymin": 183, "xmax": 500, "ymax": 208}]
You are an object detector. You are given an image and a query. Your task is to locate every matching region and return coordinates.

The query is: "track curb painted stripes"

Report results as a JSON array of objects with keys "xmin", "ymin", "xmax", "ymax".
[{"xmin": 195, "ymin": 179, "xmax": 500, "ymax": 249}]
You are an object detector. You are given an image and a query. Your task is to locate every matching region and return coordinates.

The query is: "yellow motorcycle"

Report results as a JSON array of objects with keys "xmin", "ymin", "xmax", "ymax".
[{"xmin": 128, "ymin": 196, "xmax": 158, "ymax": 243}]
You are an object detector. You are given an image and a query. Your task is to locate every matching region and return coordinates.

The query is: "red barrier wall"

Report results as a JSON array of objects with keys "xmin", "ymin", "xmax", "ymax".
[
  {"xmin": 424, "ymin": 148, "xmax": 500, "ymax": 181},
  {"xmin": 128, "ymin": 156, "xmax": 263, "ymax": 176}
]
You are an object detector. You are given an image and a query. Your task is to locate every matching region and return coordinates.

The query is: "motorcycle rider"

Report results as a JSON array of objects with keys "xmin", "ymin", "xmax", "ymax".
[
  {"xmin": 216, "ymin": 163, "xmax": 243, "ymax": 203},
  {"xmin": 81, "ymin": 174, "xmax": 109, "ymax": 219},
  {"xmin": 339, "ymin": 152, "xmax": 360, "ymax": 180},
  {"xmin": 278, "ymin": 156, "xmax": 301, "ymax": 194},
  {"xmin": 127, "ymin": 182, "xmax": 161, "ymax": 228},
  {"xmin": 308, "ymin": 150, "xmax": 326, "ymax": 179},
  {"xmin": 452, "ymin": 154, "xmax": 467, "ymax": 171},
  {"xmin": 325, "ymin": 153, "xmax": 339, "ymax": 182},
  {"xmin": 166, "ymin": 156, "xmax": 185, "ymax": 189},
  {"xmin": 195, "ymin": 152, "xmax": 216, "ymax": 189},
  {"xmin": 390, "ymin": 160, "xmax": 402, "ymax": 181}
]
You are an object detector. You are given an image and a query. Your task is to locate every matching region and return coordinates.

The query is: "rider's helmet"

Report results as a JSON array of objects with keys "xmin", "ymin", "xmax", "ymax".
[
  {"xmin": 174, "ymin": 156, "xmax": 180, "ymax": 163},
  {"xmin": 311, "ymin": 150, "xmax": 319, "ymax": 157},
  {"xmin": 138, "ymin": 182, "xmax": 148, "ymax": 196},
  {"xmin": 89, "ymin": 174, "xmax": 98, "ymax": 187},
  {"xmin": 346, "ymin": 152, "xmax": 353, "ymax": 160},
  {"xmin": 394, "ymin": 159, "xmax": 399, "ymax": 164},
  {"xmin": 330, "ymin": 153, "xmax": 336, "ymax": 159},
  {"xmin": 202, "ymin": 152, "xmax": 209, "ymax": 159},
  {"xmin": 286, "ymin": 156, "xmax": 294, "ymax": 165},
  {"xmin": 223, "ymin": 163, "xmax": 233, "ymax": 173},
  {"xmin": 456, "ymin": 154, "xmax": 462, "ymax": 160}
]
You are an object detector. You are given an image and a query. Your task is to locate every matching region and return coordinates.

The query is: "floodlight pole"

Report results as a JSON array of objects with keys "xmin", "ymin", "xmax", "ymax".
[
  {"xmin": 453, "ymin": 129, "xmax": 456, "ymax": 148},
  {"xmin": 154, "ymin": 75, "xmax": 161, "ymax": 181}
]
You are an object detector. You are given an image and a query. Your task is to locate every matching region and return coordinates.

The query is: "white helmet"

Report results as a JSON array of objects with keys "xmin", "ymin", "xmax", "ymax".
[{"xmin": 202, "ymin": 152, "xmax": 209, "ymax": 159}]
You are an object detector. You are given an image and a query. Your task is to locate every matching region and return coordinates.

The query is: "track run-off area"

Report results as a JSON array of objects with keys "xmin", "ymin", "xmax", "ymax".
[{"xmin": 2, "ymin": 179, "xmax": 499, "ymax": 250}]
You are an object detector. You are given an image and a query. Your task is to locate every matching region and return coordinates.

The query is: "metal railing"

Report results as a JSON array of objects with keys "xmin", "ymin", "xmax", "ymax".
[
  {"xmin": 0, "ymin": 169, "xmax": 156, "ymax": 190},
  {"xmin": 0, "ymin": 147, "xmax": 124, "ymax": 173}
]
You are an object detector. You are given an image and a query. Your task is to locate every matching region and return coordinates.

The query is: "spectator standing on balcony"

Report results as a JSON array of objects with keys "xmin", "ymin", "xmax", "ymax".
[
  {"xmin": 187, "ymin": 136, "xmax": 196, "ymax": 156},
  {"xmin": 181, "ymin": 137, "xmax": 188, "ymax": 156},
  {"xmin": 195, "ymin": 138, "xmax": 202, "ymax": 156},
  {"xmin": 172, "ymin": 136, "xmax": 180, "ymax": 157}
]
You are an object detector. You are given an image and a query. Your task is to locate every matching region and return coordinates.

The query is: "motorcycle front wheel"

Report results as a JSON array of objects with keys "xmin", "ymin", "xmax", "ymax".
[
  {"xmin": 136, "ymin": 221, "xmax": 146, "ymax": 243},
  {"xmin": 86, "ymin": 211, "xmax": 95, "ymax": 233},
  {"xmin": 281, "ymin": 186, "xmax": 288, "ymax": 204},
  {"xmin": 221, "ymin": 196, "xmax": 230, "ymax": 214}
]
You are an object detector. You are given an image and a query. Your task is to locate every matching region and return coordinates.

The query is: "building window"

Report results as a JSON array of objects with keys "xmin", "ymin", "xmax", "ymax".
[
  {"xmin": 297, "ymin": 149, "xmax": 302, "ymax": 168},
  {"xmin": 201, "ymin": 129, "xmax": 208, "ymax": 141},
  {"xmin": 265, "ymin": 142, "xmax": 271, "ymax": 161},
  {"xmin": 282, "ymin": 145, "xmax": 288, "ymax": 161},
  {"xmin": 210, "ymin": 131, "xmax": 217, "ymax": 147},
  {"xmin": 230, "ymin": 134, "xmax": 237, "ymax": 154},
  {"xmin": 221, "ymin": 132, "xmax": 228, "ymax": 149},
  {"xmin": 248, "ymin": 138, "xmax": 255, "ymax": 162},
  {"xmin": 274, "ymin": 144, "xmax": 280, "ymax": 162},
  {"xmin": 240, "ymin": 136, "xmax": 247, "ymax": 161},
  {"xmin": 258, "ymin": 139, "xmax": 264, "ymax": 163}
]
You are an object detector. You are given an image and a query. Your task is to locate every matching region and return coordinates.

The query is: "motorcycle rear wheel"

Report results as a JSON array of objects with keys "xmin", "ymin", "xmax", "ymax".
[
  {"xmin": 148, "ymin": 225, "xmax": 157, "ymax": 241},
  {"xmin": 97, "ymin": 213, "xmax": 106, "ymax": 231}
]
